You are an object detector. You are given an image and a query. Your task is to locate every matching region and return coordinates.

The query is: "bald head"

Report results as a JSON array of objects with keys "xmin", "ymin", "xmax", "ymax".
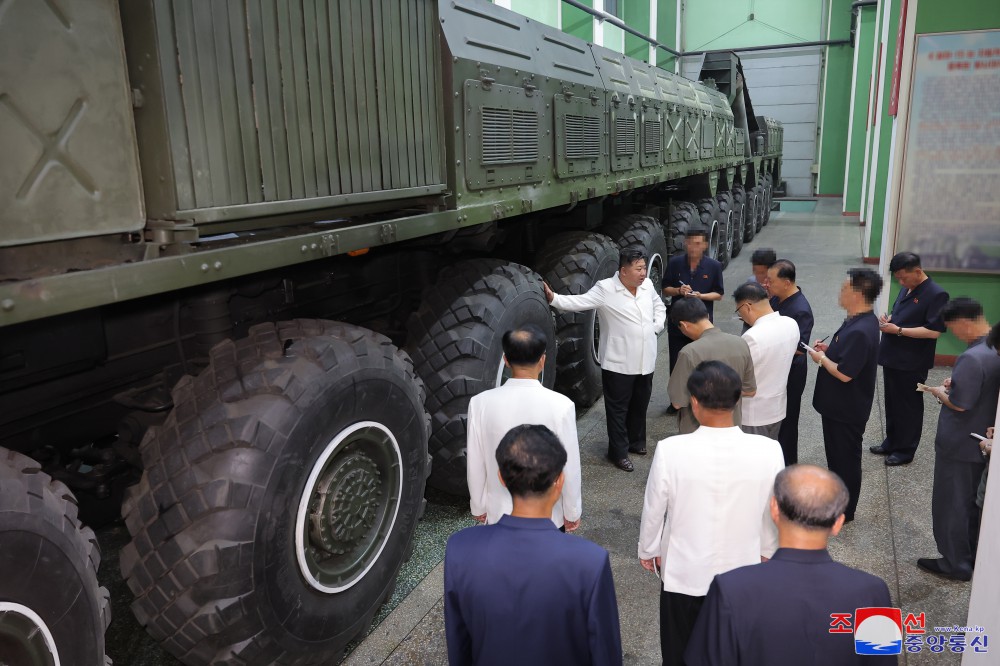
[{"xmin": 774, "ymin": 464, "xmax": 849, "ymax": 531}]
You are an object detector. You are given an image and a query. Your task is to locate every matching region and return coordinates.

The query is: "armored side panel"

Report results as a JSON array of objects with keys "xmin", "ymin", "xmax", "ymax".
[
  {"xmin": 631, "ymin": 62, "xmax": 663, "ymax": 169},
  {"xmin": 655, "ymin": 71, "xmax": 685, "ymax": 165},
  {"xmin": 121, "ymin": 0, "xmax": 445, "ymax": 223},
  {"xmin": 0, "ymin": 0, "xmax": 143, "ymax": 247},
  {"xmin": 590, "ymin": 46, "xmax": 641, "ymax": 173}
]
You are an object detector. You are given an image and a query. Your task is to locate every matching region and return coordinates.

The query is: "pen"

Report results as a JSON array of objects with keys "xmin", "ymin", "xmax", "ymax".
[{"xmin": 817, "ymin": 335, "xmax": 830, "ymax": 344}]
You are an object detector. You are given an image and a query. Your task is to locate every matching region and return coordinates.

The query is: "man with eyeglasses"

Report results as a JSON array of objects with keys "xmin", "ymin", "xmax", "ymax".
[
  {"xmin": 734, "ymin": 282, "xmax": 800, "ymax": 441},
  {"xmin": 765, "ymin": 259, "xmax": 814, "ymax": 464}
]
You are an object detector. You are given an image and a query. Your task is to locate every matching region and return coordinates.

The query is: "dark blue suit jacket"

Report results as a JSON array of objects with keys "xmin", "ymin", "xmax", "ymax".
[
  {"xmin": 444, "ymin": 515, "xmax": 623, "ymax": 666},
  {"xmin": 685, "ymin": 548, "xmax": 895, "ymax": 665}
]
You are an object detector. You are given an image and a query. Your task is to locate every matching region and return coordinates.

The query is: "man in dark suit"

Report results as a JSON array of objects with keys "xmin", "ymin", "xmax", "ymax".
[
  {"xmin": 809, "ymin": 268, "xmax": 883, "ymax": 522},
  {"xmin": 872, "ymin": 252, "xmax": 949, "ymax": 466},
  {"xmin": 444, "ymin": 424, "xmax": 623, "ymax": 666},
  {"xmin": 685, "ymin": 464, "xmax": 895, "ymax": 665}
]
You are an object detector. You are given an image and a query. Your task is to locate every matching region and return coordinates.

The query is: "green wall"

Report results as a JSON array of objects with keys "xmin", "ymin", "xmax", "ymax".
[
  {"xmin": 655, "ymin": 0, "xmax": 677, "ymax": 69},
  {"xmin": 683, "ymin": 0, "xmax": 821, "ymax": 50},
  {"xmin": 843, "ymin": 6, "xmax": 876, "ymax": 213},
  {"xmin": 509, "ymin": 0, "xmax": 559, "ymax": 26},
  {"xmin": 562, "ymin": 0, "xmax": 594, "ymax": 41},
  {"xmin": 914, "ymin": 0, "xmax": 1000, "ymax": 34},
  {"xmin": 865, "ymin": 0, "xmax": 900, "ymax": 261},
  {"xmin": 624, "ymin": 0, "xmax": 651, "ymax": 60},
  {"xmin": 816, "ymin": 0, "xmax": 854, "ymax": 195}
]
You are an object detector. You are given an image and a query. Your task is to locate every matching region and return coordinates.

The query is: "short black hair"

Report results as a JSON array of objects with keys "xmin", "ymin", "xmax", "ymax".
[
  {"xmin": 987, "ymin": 321, "xmax": 1000, "ymax": 351},
  {"xmin": 669, "ymin": 297, "xmax": 709, "ymax": 326},
  {"xmin": 495, "ymin": 424, "xmax": 567, "ymax": 498},
  {"xmin": 750, "ymin": 248, "xmax": 777, "ymax": 267},
  {"xmin": 941, "ymin": 297, "xmax": 984, "ymax": 323},
  {"xmin": 888, "ymin": 251, "xmax": 921, "ymax": 273},
  {"xmin": 847, "ymin": 268, "xmax": 883, "ymax": 304},
  {"xmin": 685, "ymin": 228, "xmax": 709, "ymax": 242},
  {"xmin": 687, "ymin": 360, "xmax": 741, "ymax": 411},
  {"xmin": 733, "ymin": 281, "xmax": 768, "ymax": 304},
  {"xmin": 619, "ymin": 247, "xmax": 647, "ymax": 270},
  {"xmin": 774, "ymin": 465, "xmax": 849, "ymax": 530},
  {"xmin": 771, "ymin": 259, "xmax": 796, "ymax": 282},
  {"xmin": 502, "ymin": 324, "xmax": 547, "ymax": 366}
]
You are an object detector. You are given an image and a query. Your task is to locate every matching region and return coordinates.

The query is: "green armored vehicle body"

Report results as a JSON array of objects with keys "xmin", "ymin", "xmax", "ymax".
[{"xmin": 0, "ymin": 1, "xmax": 782, "ymax": 664}]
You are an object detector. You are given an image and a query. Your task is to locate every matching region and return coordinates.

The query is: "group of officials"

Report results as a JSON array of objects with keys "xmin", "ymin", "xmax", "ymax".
[{"xmin": 444, "ymin": 240, "xmax": 1000, "ymax": 665}]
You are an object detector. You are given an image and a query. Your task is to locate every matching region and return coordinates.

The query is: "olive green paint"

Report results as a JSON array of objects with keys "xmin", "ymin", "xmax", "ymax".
[
  {"xmin": 843, "ymin": 6, "xmax": 876, "ymax": 213},
  {"xmin": 816, "ymin": 0, "xmax": 854, "ymax": 195}
]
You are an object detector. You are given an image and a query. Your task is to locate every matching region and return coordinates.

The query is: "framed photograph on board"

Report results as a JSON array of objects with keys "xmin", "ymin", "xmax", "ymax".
[{"xmin": 894, "ymin": 29, "xmax": 1000, "ymax": 273}]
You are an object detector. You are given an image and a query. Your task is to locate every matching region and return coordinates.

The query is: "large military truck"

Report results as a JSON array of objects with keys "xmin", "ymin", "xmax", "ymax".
[{"xmin": 0, "ymin": 1, "xmax": 782, "ymax": 664}]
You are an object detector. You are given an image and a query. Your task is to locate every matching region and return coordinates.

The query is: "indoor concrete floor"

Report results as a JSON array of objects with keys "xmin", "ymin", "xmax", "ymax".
[{"xmin": 101, "ymin": 199, "xmax": 978, "ymax": 665}]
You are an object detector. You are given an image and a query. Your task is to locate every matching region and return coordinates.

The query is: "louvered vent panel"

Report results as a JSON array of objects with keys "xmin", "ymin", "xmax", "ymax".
[
  {"xmin": 644, "ymin": 121, "xmax": 662, "ymax": 154},
  {"xmin": 482, "ymin": 107, "xmax": 538, "ymax": 165},
  {"xmin": 565, "ymin": 114, "xmax": 601, "ymax": 160},
  {"xmin": 615, "ymin": 118, "xmax": 636, "ymax": 155}
]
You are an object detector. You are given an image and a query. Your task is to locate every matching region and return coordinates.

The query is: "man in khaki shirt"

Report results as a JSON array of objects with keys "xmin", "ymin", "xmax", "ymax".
[{"xmin": 667, "ymin": 298, "xmax": 756, "ymax": 434}]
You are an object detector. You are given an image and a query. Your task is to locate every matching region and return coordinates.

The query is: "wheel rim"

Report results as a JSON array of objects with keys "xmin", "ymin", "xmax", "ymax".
[
  {"xmin": 295, "ymin": 421, "xmax": 403, "ymax": 593},
  {"xmin": 724, "ymin": 210, "xmax": 734, "ymax": 256},
  {"xmin": 0, "ymin": 603, "xmax": 60, "ymax": 666},
  {"xmin": 708, "ymin": 221, "xmax": 720, "ymax": 260},
  {"xmin": 495, "ymin": 356, "xmax": 545, "ymax": 387},
  {"xmin": 648, "ymin": 252, "xmax": 664, "ymax": 304}
]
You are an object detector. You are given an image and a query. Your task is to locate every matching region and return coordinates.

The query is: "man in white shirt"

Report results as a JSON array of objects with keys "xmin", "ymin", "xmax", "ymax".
[
  {"xmin": 638, "ymin": 360, "xmax": 784, "ymax": 666},
  {"xmin": 544, "ymin": 248, "xmax": 666, "ymax": 473},
  {"xmin": 734, "ymin": 281, "xmax": 800, "ymax": 440},
  {"xmin": 466, "ymin": 324, "xmax": 582, "ymax": 530}
]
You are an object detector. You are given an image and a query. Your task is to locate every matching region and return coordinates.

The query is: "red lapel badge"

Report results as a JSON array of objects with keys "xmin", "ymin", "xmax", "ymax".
[{"xmin": 914, "ymin": 298, "xmax": 919, "ymax": 304}]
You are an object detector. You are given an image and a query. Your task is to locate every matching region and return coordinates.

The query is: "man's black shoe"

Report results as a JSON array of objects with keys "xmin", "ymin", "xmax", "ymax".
[
  {"xmin": 917, "ymin": 557, "xmax": 971, "ymax": 581},
  {"xmin": 628, "ymin": 445, "xmax": 648, "ymax": 456},
  {"xmin": 869, "ymin": 444, "xmax": 889, "ymax": 455},
  {"xmin": 665, "ymin": 405, "xmax": 679, "ymax": 415},
  {"xmin": 607, "ymin": 455, "xmax": 634, "ymax": 472},
  {"xmin": 885, "ymin": 453, "xmax": 914, "ymax": 466}
]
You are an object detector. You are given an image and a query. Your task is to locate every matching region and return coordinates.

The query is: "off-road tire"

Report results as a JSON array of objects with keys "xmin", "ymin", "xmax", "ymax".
[
  {"xmin": 715, "ymin": 191, "xmax": 734, "ymax": 269},
  {"xmin": 731, "ymin": 184, "xmax": 747, "ymax": 257},
  {"xmin": 667, "ymin": 201, "xmax": 699, "ymax": 255},
  {"xmin": 0, "ymin": 448, "xmax": 111, "ymax": 666},
  {"xmin": 600, "ymin": 214, "xmax": 668, "ymax": 295},
  {"xmin": 762, "ymin": 173, "xmax": 773, "ymax": 226},
  {"xmin": 121, "ymin": 320, "xmax": 430, "ymax": 665},
  {"xmin": 753, "ymin": 182, "xmax": 766, "ymax": 233},
  {"xmin": 406, "ymin": 260, "xmax": 556, "ymax": 495},
  {"xmin": 535, "ymin": 232, "xmax": 619, "ymax": 407},
  {"xmin": 742, "ymin": 184, "xmax": 757, "ymax": 242},
  {"xmin": 694, "ymin": 197, "xmax": 721, "ymax": 261}
]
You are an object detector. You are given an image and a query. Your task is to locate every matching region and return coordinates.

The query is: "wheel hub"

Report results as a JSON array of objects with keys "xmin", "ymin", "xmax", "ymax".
[
  {"xmin": 309, "ymin": 454, "xmax": 383, "ymax": 556},
  {"xmin": 0, "ymin": 603, "xmax": 59, "ymax": 666},
  {"xmin": 295, "ymin": 422, "xmax": 403, "ymax": 593}
]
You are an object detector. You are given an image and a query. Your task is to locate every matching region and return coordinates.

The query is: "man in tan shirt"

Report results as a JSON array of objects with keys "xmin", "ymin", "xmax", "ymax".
[{"xmin": 667, "ymin": 298, "xmax": 756, "ymax": 435}]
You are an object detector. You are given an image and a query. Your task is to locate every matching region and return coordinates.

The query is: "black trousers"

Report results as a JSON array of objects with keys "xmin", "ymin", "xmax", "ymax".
[
  {"xmin": 667, "ymin": 323, "xmax": 691, "ymax": 374},
  {"xmin": 602, "ymin": 370, "xmax": 654, "ymax": 460},
  {"xmin": 777, "ymin": 360, "xmax": 807, "ymax": 465},
  {"xmin": 882, "ymin": 366, "xmax": 929, "ymax": 457},
  {"xmin": 660, "ymin": 589, "xmax": 705, "ymax": 666},
  {"xmin": 822, "ymin": 417, "xmax": 865, "ymax": 520},
  {"xmin": 932, "ymin": 455, "xmax": 985, "ymax": 577}
]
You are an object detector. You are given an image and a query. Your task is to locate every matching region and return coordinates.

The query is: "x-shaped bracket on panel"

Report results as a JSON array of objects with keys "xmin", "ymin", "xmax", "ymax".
[{"xmin": 1, "ymin": 94, "xmax": 97, "ymax": 199}]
